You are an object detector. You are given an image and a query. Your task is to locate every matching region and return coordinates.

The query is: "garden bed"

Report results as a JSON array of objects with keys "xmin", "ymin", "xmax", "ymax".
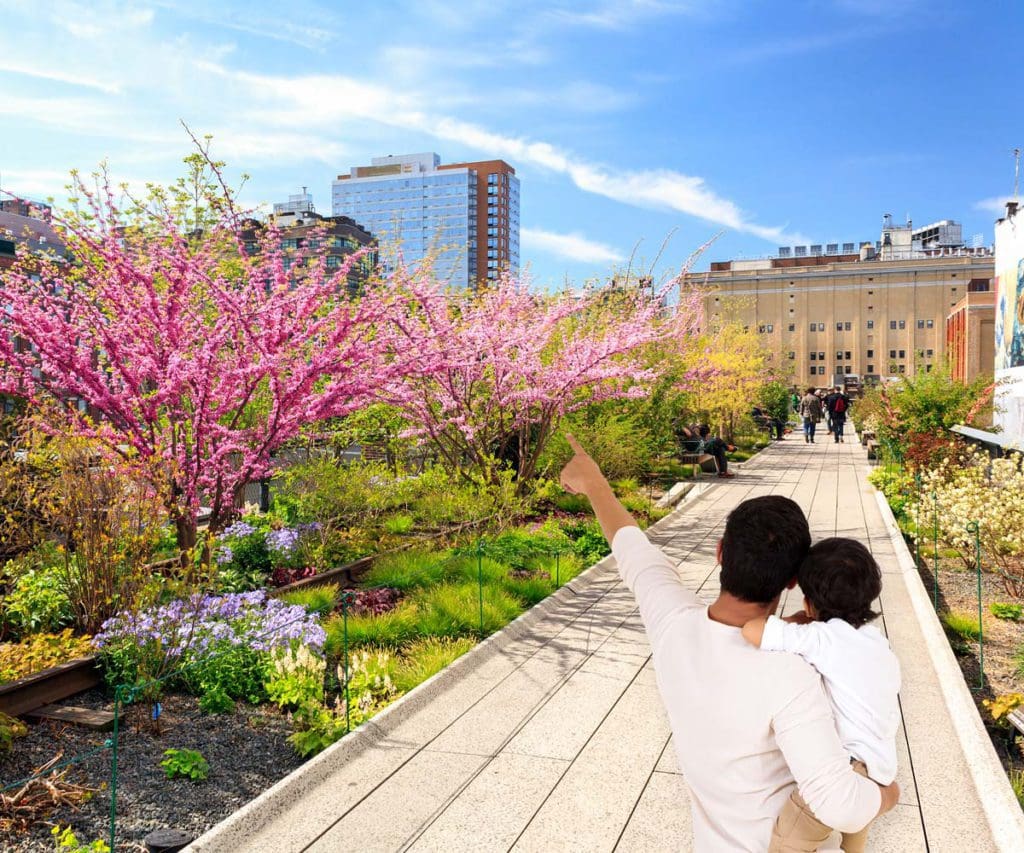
[
  {"xmin": 921, "ymin": 563, "xmax": 1024, "ymax": 776},
  {"xmin": 4, "ymin": 689, "xmax": 302, "ymax": 852}
]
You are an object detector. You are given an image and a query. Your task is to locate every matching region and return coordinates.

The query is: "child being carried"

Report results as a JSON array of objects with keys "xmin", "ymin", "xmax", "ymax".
[{"xmin": 742, "ymin": 538, "xmax": 902, "ymax": 853}]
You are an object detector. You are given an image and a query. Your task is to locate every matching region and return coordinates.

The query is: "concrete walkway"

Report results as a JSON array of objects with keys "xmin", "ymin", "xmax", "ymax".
[{"xmin": 190, "ymin": 432, "xmax": 1024, "ymax": 852}]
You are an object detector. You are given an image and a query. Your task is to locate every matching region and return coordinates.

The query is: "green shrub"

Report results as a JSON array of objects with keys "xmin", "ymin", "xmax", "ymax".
[
  {"xmin": 0, "ymin": 629, "xmax": 93, "ymax": 683},
  {"xmin": 51, "ymin": 825, "xmax": 110, "ymax": 853},
  {"xmin": 281, "ymin": 584, "xmax": 339, "ymax": 617},
  {"xmin": 1010, "ymin": 768, "xmax": 1024, "ymax": 810},
  {"xmin": 288, "ymin": 701, "xmax": 348, "ymax": 758},
  {"xmin": 414, "ymin": 583, "xmax": 523, "ymax": 637},
  {"xmin": 382, "ymin": 514, "xmax": 414, "ymax": 536},
  {"xmin": 991, "ymin": 602, "xmax": 1024, "ymax": 622},
  {"xmin": 392, "ymin": 637, "xmax": 475, "ymax": 693},
  {"xmin": 161, "ymin": 747, "xmax": 209, "ymax": 781},
  {"xmin": 539, "ymin": 414, "xmax": 653, "ymax": 481},
  {"xmin": 324, "ymin": 601, "xmax": 419, "ymax": 653},
  {"xmin": 1, "ymin": 559, "xmax": 73, "ymax": 636},
  {"xmin": 942, "ymin": 611, "xmax": 981, "ymax": 641},
  {"xmin": 560, "ymin": 519, "xmax": 611, "ymax": 566}
]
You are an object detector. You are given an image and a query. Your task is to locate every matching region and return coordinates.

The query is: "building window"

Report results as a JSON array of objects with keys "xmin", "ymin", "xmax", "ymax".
[
  {"xmin": 898, "ymin": 364, "xmax": 906, "ymax": 373},
  {"xmin": 898, "ymin": 349, "xmax": 905, "ymax": 359},
  {"xmin": 925, "ymin": 364, "xmax": 933, "ymax": 372},
  {"xmin": 889, "ymin": 349, "xmax": 897, "ymax": 358},
  {"xmin": 899, "ymin": 320, "xmax": 906, "ymax": 330},
  {"xmin": 926, "ymin": 319, "xmax": 934, "ymax": 329},
  {"xmin": 836, "ymin": 352, "xmax": 843, "ymax": 361},
  {"xmin": 788, "ymin": 352, "xmax": 795, "ymax": 360},
  {"xmin": 844, "ymin": 322, "xmax": 852, "ymax": 331},
  {"xmin": 845, "ymin": 366, "xmax": 853, "ymax": 375},
  {"xmin": 788, "ymin": 323, "xmax": 795, "ymax": 332},
  {"xmin": 889, "ymin": 363, "xmax": 897, "ymax": 373},
  {"xmin": 867, "ymin": 364, "xmax": 874, "ymax": 373},
  {"xmin": 917, "ymin": 320, "xmax": 925, "ymax": 329},
  {"xmin": 818, "ymin": 323, "xmax": 825, "ymax": 331},
  {"xmin": 758, "ymin": 324, "xmax": 774, "ymax": 333},
  {"xmin": 926, "ymin": 348, "xmax": 934, "ymax": 357},
  {"xmin": 809, "ymin": 323, "xmax": 816, "ymax": 332},
  {"xmin": 810, "ymin": 352, "xmax": 817, "ymax": 361},
  {"xmin": 819, "ymin": 352, "xmax": 825, "ymax": 360},
  {"xmin": 867, "ymin": 349, "xmax": 874, "ymax": 358},
  {"xmin": 845, "ymin": 351, "xmax": 851, "ymax": 360},
  {"xmin": 890, "ymin": 320, "xmax": 897, "ymax": 330},
  {"xmin": 867, "ymin": 320, "xmax": 874, "ymax": 329},
  {"xmin": 836, "ymin": 322, "xmax": 843, "ymax": 332}
]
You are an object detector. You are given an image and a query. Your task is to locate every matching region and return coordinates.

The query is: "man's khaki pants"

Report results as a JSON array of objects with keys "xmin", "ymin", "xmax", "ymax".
[{"xmin": 767, "ymin": 761, "xmax": 872, "ymax": 853}]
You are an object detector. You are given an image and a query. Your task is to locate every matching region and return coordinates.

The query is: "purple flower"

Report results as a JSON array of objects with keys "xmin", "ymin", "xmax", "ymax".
[
  {"xmin": 215, "ymin": 545, "xmax": 234, "ymax": 565},
  {"xmin": 266, "ymin": 527, "xmax": 300, "ymax": 556},
  {"xmin": 220, "ymin": 521, "xmax": 257, "ymax": 539}
]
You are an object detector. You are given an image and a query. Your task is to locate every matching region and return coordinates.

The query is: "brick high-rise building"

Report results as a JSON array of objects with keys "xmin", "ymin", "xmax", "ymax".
[
  {"xmin": 687, "ymin": 215, "xmax": 994, "ymax": 387},
  {"xmin": 331, "ymin": 153, "xmax": 519, "ymax": 289}
]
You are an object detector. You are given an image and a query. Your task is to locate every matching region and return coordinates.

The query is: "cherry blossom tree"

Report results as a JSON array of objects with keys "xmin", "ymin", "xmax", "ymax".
[
  {"xmin": 387, "ymin": 265, "xmax": 704, "ymax": 490},
  {"xmin": 0, "ymin": 167, "xmax": 427, "ymax": 554}
]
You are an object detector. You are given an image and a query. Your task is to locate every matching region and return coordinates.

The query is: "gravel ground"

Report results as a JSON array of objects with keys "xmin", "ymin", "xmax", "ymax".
[{"xmin": 2, "ymin": 690, "xmax": 303, "ymax": 852}]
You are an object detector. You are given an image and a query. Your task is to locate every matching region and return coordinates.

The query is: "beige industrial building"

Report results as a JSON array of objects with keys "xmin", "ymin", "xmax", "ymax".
[{"xmin": 688, "ymin": 215, "xmax": 995, "ymax": 387}]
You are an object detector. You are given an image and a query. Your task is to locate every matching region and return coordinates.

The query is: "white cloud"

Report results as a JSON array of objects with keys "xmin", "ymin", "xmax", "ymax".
[
  {"xmin": 0, "ymin": 60, "xmax": 121, "ymax": 94},
  {"xmin": 974, "ymin": 196, "xmax": 1016, "ymax": 215},
  {"xmin": 521, "ymin": 227, "xmax": 625, "ymax": 263},
  {"xmin": 194, "ymin": 63, "xmax": 801, "ymax": 243},
  {"xmin": 544, "ymin": 0, "xmax": 712, "ymax": 31}
]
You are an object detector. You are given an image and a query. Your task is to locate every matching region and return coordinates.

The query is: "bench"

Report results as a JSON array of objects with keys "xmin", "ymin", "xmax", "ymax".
[
  {"xmin": 678, "ymin": 453, "xmax": 717, "ymax": 478},
  {"xmin": 861, "ymin": 430, "xmax": 876, "ymax": 447},
  {"xmin": 866, "ymin": 440, "xmax": 880, "ymax": 460}
]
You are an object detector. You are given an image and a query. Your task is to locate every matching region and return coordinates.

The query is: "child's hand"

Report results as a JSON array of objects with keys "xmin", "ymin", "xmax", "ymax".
[
  {"xmin": 741, "ymin": 617, "xmax": 767, "ymax": 647},
  {"xmin": 782, "ymin": 611, "xmax": 813, "ymax": 625}
]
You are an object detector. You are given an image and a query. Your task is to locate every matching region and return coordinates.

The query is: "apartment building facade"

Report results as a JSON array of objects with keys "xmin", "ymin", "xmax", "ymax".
[
  {"xmin": 331, "ymin": 153, "xmax": 519, "ymax": 289},
  {"xmin": 689, "ymin": 216, "xmax": 994, "ymax": 387}
]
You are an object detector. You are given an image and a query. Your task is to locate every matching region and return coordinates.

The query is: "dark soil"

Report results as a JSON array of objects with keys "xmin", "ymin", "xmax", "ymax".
[{"xmin": 1, "ymin": 690, "xmax": 302, "ymax": 852}]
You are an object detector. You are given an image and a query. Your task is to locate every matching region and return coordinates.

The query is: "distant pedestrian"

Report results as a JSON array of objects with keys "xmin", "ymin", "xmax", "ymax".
[
  {"xmin": 826, "ymin": 386, "xmax": 851, "ymax": 443},
  {"xmin": 799, "ymin": 387, "xmax": 823, "ymax": 444}
]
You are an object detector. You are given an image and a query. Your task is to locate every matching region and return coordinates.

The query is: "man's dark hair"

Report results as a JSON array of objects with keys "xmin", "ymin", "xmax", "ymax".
[
  {"xmin": 720, "ymin": 496, "xmax": 811, "ymax": 604},
  {"xmin": 698, "ymin": 424, "xmax": 711, "ymax": 438},
  {"xmin": 806, "ymin": 386, "xmax": 816, "ymax": 394},
  {"xmin": 798, "ymin": 538, "xmax": 881, "ymax": 628}
]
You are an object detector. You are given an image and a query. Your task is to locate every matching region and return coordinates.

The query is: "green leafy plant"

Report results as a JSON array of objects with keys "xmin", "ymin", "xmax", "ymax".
[
  {"xmin": 288, "ymin": 700, "xmax": 348, "ymax": 758},
  {"xmin": 280, "ymin": 584, "xmax": 339, "ymax": 617},
  {"xmin": 51, "ymin": 825, "xmax": 110, "ymax": 853},
  {"xmin": 382, "ymin": 514, "xmax": 414, "ymax": 536},
  {"xmin": 264, "ymin": 644, "xmax": 325, "ymax": 710},
  {"xmin": 0, "ymin": 710, "xmax": 28, "ymax": 754},
  {"xmin": 560, "ymin": 519, "xmax": 611, "ymax": 566},
  {"xmin": 0, "ymin": 629, "xmax": 94, "ymax": 683},
  {"xmin": 161, "ymin": 747, "xmax": 209, "ymax": 781},
  {"xmin": 942, "ymin": 611, "xmax": 981, "ymax": 641},
  {"xmin": 991, "ymin": 602, "xmax": 1024, "ymax": 622},
  {"xmin": 198, "ymin": 685, "xmax": 235, "ymax": 715},
  {"xmin": 1010, "ymin": 768, "xmax": 1024, "ymax": 810},
  {"xmin": 1, "ymin": 559, "xmax": 74, "ymax": 636}
]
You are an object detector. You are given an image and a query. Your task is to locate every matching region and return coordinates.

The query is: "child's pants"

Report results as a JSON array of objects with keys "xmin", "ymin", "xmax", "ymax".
[{"xmin": 767, "ymin": 760, "xmax": 873, "ymax": 853}]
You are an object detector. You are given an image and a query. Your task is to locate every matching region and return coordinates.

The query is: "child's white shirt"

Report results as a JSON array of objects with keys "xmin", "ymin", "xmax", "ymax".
[{"xmin": 761, "ymin": 615, "xmax": 901, "ymax": 784}]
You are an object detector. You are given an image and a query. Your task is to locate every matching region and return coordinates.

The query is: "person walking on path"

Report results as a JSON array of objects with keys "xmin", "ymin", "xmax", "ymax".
[
  {"xmin": 826, "ymin": 386, "xmax": 851, "ymax": 444},
  {"xmin": 558, "ymin": 436, "xmax": 898, "ymax": 852},
  {"xmin": 799, "ymin": 388, "xmax": 823, "ymax": 444}
]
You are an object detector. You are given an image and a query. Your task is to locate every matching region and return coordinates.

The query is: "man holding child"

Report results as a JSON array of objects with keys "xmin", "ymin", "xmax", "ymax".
[{"xmin": 559, "ymin": 436, "xmax": 900, "ymax": 852}]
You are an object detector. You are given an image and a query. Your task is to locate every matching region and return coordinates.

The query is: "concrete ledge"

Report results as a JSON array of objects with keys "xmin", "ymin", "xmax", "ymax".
[
  {"xmin": 870, "ymin": 486, "xmax": 1024, "ymax": 850},
  {"xmin": 188, "ymin": 505, "xmax": 695, "ymax": 852}
]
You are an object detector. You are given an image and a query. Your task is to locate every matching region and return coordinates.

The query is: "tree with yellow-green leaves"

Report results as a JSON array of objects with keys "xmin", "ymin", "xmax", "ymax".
[{"xmin": 678, "ymin": 314, "xmax": 779, "ymax": 437}]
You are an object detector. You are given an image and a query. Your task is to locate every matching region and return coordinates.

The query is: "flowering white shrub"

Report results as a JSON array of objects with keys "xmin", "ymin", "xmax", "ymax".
[{"xmin": 913, "ymin": 449, "xmax": 1024, "ymax": 595}]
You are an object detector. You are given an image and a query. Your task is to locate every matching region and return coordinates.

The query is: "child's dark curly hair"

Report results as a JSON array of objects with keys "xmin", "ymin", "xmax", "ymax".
[{"xmin": 798, "ymin": 537, "xmax": 881, "ymax": 628}]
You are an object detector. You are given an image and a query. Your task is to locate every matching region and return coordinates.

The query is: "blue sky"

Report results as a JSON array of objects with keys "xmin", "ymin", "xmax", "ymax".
[{"xmin": 1, "ymin": 0, "xmax": 1021, "ymax": 286}]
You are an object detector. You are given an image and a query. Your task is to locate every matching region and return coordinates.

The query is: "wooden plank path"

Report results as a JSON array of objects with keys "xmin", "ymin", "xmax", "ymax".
[{"xmin": 190, "ymin": 431, "xmax": 1024, "ymax": 852}]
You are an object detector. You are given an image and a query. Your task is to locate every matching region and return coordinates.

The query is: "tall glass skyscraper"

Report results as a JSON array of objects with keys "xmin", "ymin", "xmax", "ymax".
[{"xmin": 331, "ymin": 153, "xmax": 519, "ymax": 289}]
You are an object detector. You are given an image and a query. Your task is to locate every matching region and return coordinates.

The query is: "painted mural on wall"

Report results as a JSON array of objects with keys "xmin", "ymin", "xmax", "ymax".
[{"xmin": 994, "ymin": 207, "xmax": 1024, "ymax": 444}]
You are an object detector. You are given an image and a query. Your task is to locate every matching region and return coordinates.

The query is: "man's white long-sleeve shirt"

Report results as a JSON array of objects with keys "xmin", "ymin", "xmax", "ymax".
[
  {"xmin": 611, "ymin": 526, "xmax": 881, "ymax": 852},
  {"xmin": 760, "ymin": 615, "xmax": 901, "ymax": 785}
]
